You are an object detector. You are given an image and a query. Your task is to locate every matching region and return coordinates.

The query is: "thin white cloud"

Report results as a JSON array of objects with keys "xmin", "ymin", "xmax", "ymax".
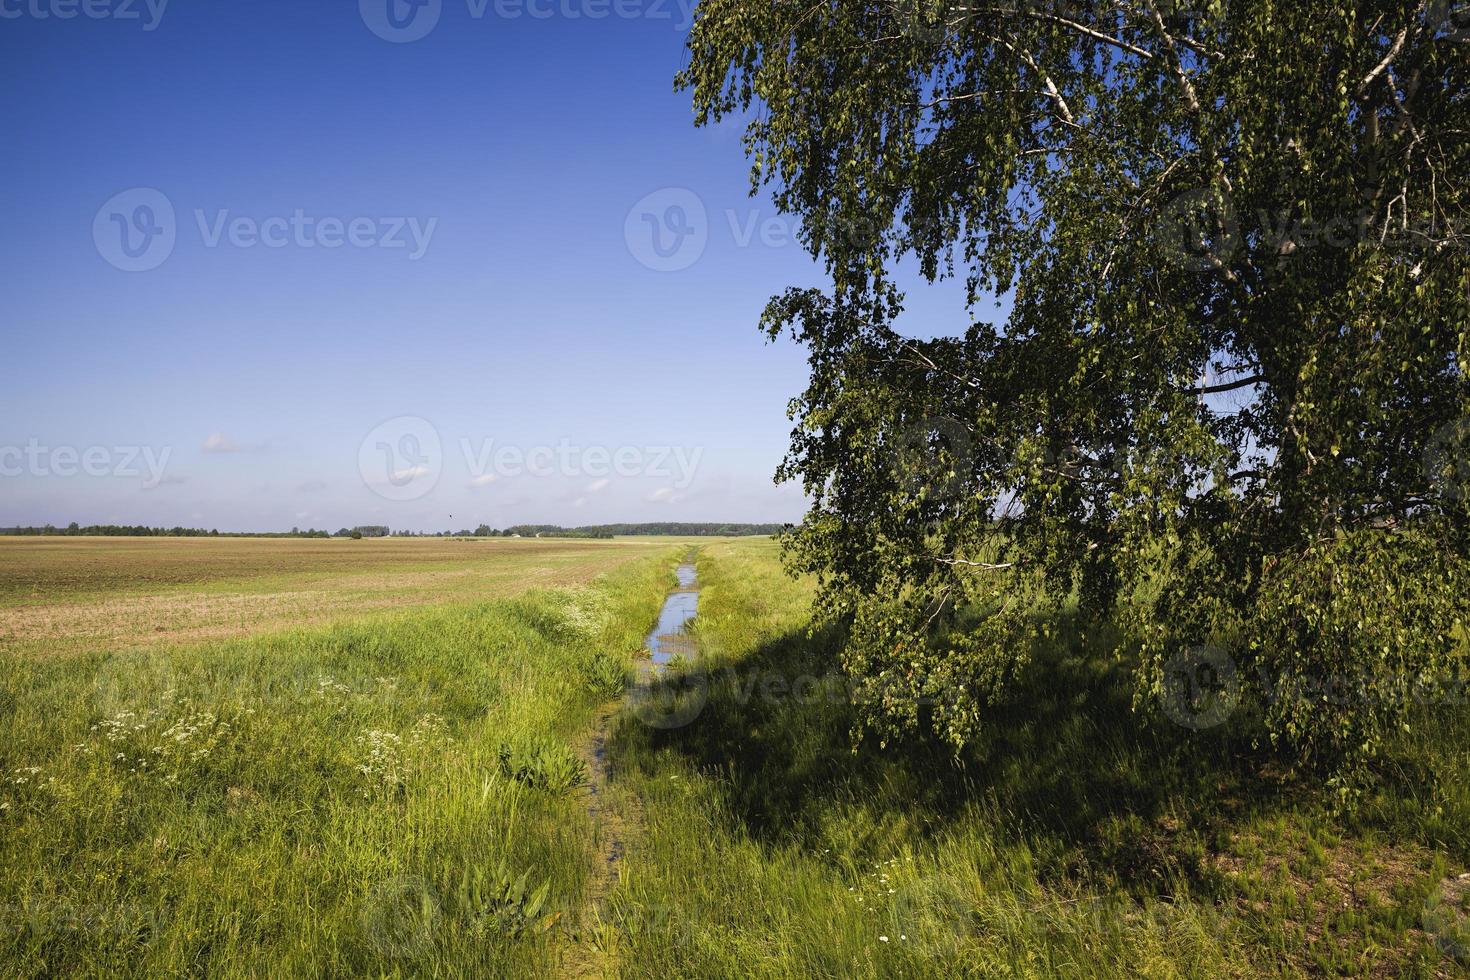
[
  {"xmin": 202, "ymin": 432, "xmax": 239, "ymax": 453},
  {"xmin": 586, "ymin": 478, "xmax": 611, "ymax": 493},
  {"xmin": 469, "ymin": 474, "xmax": 499, "ymax": 488}
]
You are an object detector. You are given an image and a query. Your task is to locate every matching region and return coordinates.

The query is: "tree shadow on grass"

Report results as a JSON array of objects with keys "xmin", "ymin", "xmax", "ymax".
[{"xmin": 616, "ymin": 610, "xmax": 1298, "ymax": 898}]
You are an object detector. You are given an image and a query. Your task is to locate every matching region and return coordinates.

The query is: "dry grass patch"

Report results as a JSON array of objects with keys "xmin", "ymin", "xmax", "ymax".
[{"xmin": 0, "ymin": 536, "xmax": 670, "ymax": 656}]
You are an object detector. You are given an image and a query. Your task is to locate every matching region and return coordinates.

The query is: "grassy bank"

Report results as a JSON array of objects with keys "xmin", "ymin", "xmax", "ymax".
[
  {"xmin": 0, "ymin": 545, "xmax": 683, "ymax": 977},
  {"xmin": 606, "ymin": 537, "xmax": 1470, "ymax": 977},
  {"xmin": 3, "ymin": 535, "xmax": 1466, "ymax": 976}
]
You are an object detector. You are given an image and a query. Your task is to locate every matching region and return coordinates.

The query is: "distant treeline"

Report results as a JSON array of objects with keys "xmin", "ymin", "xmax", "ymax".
[
  {"xmin": 2, "ymin": 522, "xmax": 786, "ymax": 539},
  {"xmin": 0, "ymin": 523, "xmax": 339, "ymax": 538}
]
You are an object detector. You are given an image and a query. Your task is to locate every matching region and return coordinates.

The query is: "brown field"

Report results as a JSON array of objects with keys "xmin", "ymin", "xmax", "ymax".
[{"xmin": 0, "ymin": 535, "xmax": 677, "ymax": 656}]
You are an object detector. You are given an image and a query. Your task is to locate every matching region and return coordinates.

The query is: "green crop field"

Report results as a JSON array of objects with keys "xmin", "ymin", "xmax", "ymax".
[{"xmin": 0, "ymin": 536, "xmax": 1467, "ymax": 977}]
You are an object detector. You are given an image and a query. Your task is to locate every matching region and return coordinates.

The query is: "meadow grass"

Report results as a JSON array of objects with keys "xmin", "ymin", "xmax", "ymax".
[
  {"xmin": 0, "ymin": 542, "xmax": 684, "ymax": 977},
  {"xmin": 605, "ymin": 537, "xmax": 1470, "ymax": 978},
  {"xmin": 3, "ymin": 535, "xmax": 1467, "ymax": 977}
]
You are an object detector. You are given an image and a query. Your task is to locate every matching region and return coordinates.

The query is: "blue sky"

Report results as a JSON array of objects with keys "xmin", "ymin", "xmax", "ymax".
[{"xmin": 1, "ymin": 0, "xmax": 986, "ymax": 532}]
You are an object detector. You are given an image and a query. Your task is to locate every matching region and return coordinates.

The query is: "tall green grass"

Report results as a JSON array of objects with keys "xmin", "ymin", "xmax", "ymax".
[
  {"xmin": 0, "ymin": 549, "xmax": 679, "ymax": 977},
  {"xmin": 605, "ymin": 538, "xmax": 1469, "ymax": 978},
  {"xmin": 4, "ymin": 537, "xmax": 1466, "ymax": 976}
]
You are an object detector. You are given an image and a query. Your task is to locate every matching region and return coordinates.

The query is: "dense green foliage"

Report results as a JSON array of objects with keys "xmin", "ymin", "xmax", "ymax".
[{"xmin": 680, "ymin": 0, "xmax": 1470, "ymax": 785}]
